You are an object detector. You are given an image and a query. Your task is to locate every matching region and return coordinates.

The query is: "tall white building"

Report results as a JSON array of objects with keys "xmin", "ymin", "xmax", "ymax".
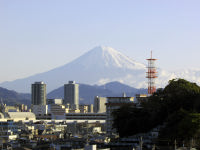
[
  {"xmin": 94, "ymin": 96, "xmax": 107, "ymax": 113},
  {"xmin": 64, "ymin": 81, "xmax": 79, "ymax": 109},
  {"xmin": 31, "ymin": 81, "xmax": 46, "ymax": 105}
]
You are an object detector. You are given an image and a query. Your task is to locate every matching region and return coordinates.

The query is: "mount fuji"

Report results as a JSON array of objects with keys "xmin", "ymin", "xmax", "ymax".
[
  {"xmin": 0, "ymin": 46, "xmax": 147, "ymax": 93},
  {"xmin": 1, "ymin": 46, "xmax": 200, "ymax": 93}
]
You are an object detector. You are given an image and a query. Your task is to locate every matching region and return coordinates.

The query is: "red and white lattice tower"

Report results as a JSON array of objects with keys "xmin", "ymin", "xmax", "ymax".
[{"xmin": 146, "ymin": 51, "xmax": 157, "ymax": 95}]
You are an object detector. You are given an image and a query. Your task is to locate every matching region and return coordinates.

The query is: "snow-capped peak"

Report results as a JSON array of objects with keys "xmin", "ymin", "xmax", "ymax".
[{"xmin": 71, "ymin": 46, "xmax": 146, "ymax": 70}]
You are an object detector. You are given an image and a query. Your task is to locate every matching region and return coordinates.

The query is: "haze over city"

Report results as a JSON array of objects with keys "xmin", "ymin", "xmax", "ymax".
[
  {"xmin": 1, "ymin": 1, "xmax": 200, "ymax": 149},
  {"xmin": 0, "ymin": 0, "xmax": 200, "ymax": 84}
]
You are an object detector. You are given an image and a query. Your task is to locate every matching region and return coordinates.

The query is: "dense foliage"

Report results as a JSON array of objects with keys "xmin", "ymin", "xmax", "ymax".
[{"xmin": 112, "ymin": 79, "xmax": 200, "ymax": 141}]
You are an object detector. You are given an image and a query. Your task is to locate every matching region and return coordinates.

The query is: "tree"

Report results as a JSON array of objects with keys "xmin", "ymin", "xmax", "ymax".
[
  {"xmin": 163, "ymin": 78, "xmax": 200, "ymax": 113},
  {"xmin": 112, "ymin": 104, "xmax": 152, "ymax": 137},
  {"xmin": 112, "ymin": 78, "xmax": 200, "ymax": 140},
  {"xmin": 159, "ymin": 109, "xmax": 200, "ymax": 142}
]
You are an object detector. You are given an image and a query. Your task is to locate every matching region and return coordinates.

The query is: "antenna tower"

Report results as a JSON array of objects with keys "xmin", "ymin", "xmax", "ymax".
[{"xmin": 146, "ymin": 51, "xmax": 157, "ymax": 95}]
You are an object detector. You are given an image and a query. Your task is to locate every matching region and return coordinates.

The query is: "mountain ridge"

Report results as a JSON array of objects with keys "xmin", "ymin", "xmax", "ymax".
[
  {"xmin": 0, "ymin": 87, "xmax": 31, "ymax": 106},
  {"xmin": 47, "ymin": 81, "xmax": 147, "ymax": 104},
  {"xmin": 1, "ymin": 46, "xmax": 200, "ymax": 93},
  {"xmin": 0, "ymin": 46, "xmax": 147, "ymax": 93},
  {"xmin": 0, "ymin": 81, "xmax": 147, "ymax": 106}
]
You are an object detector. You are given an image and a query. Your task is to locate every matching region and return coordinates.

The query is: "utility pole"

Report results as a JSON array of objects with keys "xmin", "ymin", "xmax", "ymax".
[
  {"xmin": 174, "ymin": 139, "xmax": 177, "ymax": 150},
  {"xmin": 139, "ymin": 136, "xmax": 143, "ymax": 150},
  {"xmin": 152, "ymin": 144, "xmax": 156, "ymax": 150}
]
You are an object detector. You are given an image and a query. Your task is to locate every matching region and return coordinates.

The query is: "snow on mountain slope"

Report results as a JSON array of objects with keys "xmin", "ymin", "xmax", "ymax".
[
  {"xmin": 155, "ymin": 68, "xmax": 200, "ymax": 88},
  {"xmin": 71, "ymin": 46, "xmax": 145, "ymax": 70},
  {"xmin": 0, "ymin": 46, "xmax": 200, "ymax": 93}
]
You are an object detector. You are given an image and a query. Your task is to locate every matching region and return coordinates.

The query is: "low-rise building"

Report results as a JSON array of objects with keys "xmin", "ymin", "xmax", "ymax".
[
  {"xmin": 32, "ymin": 105, "xmax": 48, "ymax": 115},
  {"xmin": 4, "ymin": 105, "xmax": 19, "ymax": 112},
  {"xmin": 79, "ymin": 104, "xmax": 93, "ymax": 113},
  {"xmin": 47, "ymin": 99, "xmax": 63, "ymax": 105},
  {"xmin": 106, "ymin": 96, "xmax": 135, "ymax": 136},
  {"xmin": 50, "ymin": 104, "xmax": 69, "ymax": 119},
  {"xmin": 65, "ymin": 113, "xmax": 106, "ymax": 120},
  {"xmin": 7, "ymin": 112, "xmax": 36, "ymax": 121},
  {"xmin": 136, "ymin": 94, "xmax": 148, "ymax": 104}
]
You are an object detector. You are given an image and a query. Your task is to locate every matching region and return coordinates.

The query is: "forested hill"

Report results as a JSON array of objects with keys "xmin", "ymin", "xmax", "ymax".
[
  {"xmin": 113, "ymin": 78, "xmax": 200, "ymax": 145},
  {"xmin": 0, "ymin": 87, "xmax": 30, "ymax": 106}
]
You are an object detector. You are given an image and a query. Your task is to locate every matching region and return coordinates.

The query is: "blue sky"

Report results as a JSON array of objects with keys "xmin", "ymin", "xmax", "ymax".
[{"xmin": 0, "ymin": 0, "xmax": 200, "ymax": 82}]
